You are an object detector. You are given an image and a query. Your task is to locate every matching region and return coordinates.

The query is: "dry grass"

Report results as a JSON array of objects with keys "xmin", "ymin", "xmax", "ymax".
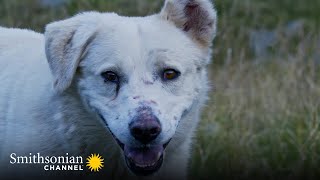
[{"xmin": 193, "ymin": 57, "xmax": 320, "ymax": 179}]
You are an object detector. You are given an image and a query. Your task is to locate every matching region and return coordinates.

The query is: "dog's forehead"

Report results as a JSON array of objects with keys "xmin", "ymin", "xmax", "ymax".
[
  {"xmin": 107, "ymin": 15, "xmax": 196, "ymax": 50},
  {"xmin": 80, "ymin": 14, "xmax": 205, "ymax": 75}
]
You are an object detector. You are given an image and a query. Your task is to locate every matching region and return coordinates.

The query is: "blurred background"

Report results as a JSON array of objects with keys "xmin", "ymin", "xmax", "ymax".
[{"xmin": 0, "ymin": 0, "xmax": 319, "ymax": 179}]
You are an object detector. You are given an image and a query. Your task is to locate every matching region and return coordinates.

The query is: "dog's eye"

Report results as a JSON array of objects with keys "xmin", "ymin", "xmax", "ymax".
[
  {"xmin": 102, "ymin": 71, "xmax": 119, "ymax": 83},
  {"xmin": 163, "ymin": 69, "xmax": 180, "ymax": 81}
]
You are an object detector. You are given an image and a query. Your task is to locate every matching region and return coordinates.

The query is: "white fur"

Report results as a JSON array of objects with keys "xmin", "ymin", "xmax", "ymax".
[{"xmin": 0, "ymin": 0, "xmax": 217, "ymax": 179}]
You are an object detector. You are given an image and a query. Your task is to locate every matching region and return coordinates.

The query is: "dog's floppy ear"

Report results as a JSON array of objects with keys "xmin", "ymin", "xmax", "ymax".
[
  {"xmin": 45, "ymin": 12, "xmax": 99, "ymax": 93},
  {"xmin": 160, "ymin": 0, "xmax": 217, "ymax": 48}
]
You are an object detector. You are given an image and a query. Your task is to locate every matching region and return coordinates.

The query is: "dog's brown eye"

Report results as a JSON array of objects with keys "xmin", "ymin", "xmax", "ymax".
[
  {"xmin": 163, "ymin": 69, "xmax": 180, "ymax": 80},
  {"xmin": 102, "ymin": 71, "xmax": 119, "ymax": 83}
]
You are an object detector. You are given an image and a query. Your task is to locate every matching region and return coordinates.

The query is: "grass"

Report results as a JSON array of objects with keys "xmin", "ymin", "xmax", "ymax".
[
  {"xmin": 194, "ymin": 57, "xmax": 320, "ymax": 179},
  {"xmin": 1, "ymin": 0, "xmax": 320, "ymax": 179}
]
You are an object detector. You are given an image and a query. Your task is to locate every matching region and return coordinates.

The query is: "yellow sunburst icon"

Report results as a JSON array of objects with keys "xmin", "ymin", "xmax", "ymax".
[{"xmin": 86, "ymin": 153, "xmax": 104, "ymax": 172}]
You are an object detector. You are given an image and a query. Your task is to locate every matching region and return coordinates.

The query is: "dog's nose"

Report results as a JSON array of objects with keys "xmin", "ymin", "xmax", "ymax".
[{"xmin": 129, "ymin": 113, "xmax": 161, "ymax": 144}]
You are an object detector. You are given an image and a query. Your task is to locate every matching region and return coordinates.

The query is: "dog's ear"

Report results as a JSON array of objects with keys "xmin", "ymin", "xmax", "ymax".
[
  {"xmin": 45, "ymin": 13, "xmax": 99, "ymax": 93},
  {"xmin": 160, "ymin": 0, "xmax": 217, "ymax": 48}
]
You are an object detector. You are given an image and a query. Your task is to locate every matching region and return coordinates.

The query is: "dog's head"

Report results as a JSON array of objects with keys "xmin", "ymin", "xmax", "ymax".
[{"xmin": 45, "ymin": 0, "xmax": 216, "ymax": 176}]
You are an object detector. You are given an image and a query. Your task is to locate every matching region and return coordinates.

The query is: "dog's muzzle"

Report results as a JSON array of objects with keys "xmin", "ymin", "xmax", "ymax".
[
  {"xmin": 98, "ymin": 109, "xmax": 171, "ymax": 176},
  {"xmin": 124, "ymin": 108, "xmax": 164, "ymax": 175}
]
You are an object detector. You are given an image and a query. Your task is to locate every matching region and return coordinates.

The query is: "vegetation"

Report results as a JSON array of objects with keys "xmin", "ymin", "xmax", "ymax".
[{"xmin": 1, "ymin": 0, "xmax": 319, "ymax": 179}]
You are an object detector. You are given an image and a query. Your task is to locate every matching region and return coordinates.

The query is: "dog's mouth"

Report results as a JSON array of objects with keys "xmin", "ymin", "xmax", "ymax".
[
  {"xmin": 98, "ymin": 113, "xmax": 170, "ymax": 175},
  {"xmin": 124, "ymin": 145, "xmax": 164, "ymax": 176},
  {"xmin": 116, "ymin": 138, "xmax": 170, "ymax": 176}
]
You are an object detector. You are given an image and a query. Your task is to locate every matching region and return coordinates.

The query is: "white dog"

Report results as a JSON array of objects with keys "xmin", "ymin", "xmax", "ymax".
[{"xmin": 0, "ymin": 0, "xmax": 217, "ymax": 179}]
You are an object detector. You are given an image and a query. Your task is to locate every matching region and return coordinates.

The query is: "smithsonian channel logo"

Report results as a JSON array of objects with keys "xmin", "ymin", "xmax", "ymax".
[{"xmin": 9, "ymin": 153, "xmax": 104, "ymax": 172}]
